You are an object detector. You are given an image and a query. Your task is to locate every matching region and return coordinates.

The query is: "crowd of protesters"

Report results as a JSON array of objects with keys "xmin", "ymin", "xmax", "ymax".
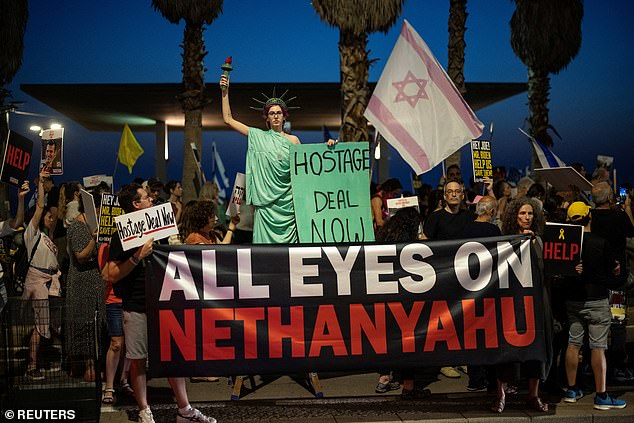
[
  {"xmin": 0, "ymin": 155, "xmax": 632, "ymax": 422},
  {"xmin": 371, "ymin": 163, "xmax": 633, "ymax": 412}
]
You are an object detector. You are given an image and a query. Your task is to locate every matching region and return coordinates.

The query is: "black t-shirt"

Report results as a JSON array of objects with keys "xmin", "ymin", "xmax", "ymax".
[
  {"xmin": 566, "ymin": 232, "xmax": 616, "ymax": 302},
  {"xmin": 108, "ymin": 230, "xmax": 146, "ymax": 313},
  {"xmin": 461, "ymin": 220, "xmax": 502, "ymax": 238},
  {"xmin": 591, "ymin": 208, "xmax": 634, "ymax": 260},
  {"xmin": 423, "ymin": 208, "xmax": 475, "ymax": 240}
]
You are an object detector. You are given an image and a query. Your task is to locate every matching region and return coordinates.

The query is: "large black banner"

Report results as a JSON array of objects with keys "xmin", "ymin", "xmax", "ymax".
[{"xmin": 146, "ymin": 235, "xmax": 545, "ymax": 377}]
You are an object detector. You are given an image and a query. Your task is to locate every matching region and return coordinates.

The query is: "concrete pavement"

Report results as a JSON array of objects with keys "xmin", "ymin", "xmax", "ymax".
[{"xmin": 99, "ymin": 371, "xmax": 634, "ymax": 423}]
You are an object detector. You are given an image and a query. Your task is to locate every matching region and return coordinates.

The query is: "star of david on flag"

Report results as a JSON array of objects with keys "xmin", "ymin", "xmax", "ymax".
[{"xmin": 364, "ymin": 20, "xmax": 484, "ymax": 175}]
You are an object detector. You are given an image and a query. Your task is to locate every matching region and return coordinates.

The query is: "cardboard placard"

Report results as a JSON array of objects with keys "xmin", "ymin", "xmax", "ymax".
[
  {"xmin": 470, "ymin": 139, "xmax": 492, "ymax": 182},
  {"xmin": 291, "ymin": 143, "xmax": 374, "ymax": 243},
  {"xmin": 226, "ymin": 173, "xmax": 246, "ymax": 217},
  {"xmin": 534, "ymin": 167, "xmax": 593, "ymax": 192},
  {"xmin": 386, "ymin": 196, "xmax": 419, "ymax": 218},
  {"xmin": 542, "ymin": 222, "xmax": 584, "ymax": 277},
  {"xmin": 80, "ymin": 189, "xmax": 98, "ymax": 235},
  {"xmin": 114, "ymin": 202, "xmax": 178, "ymax": 250},
  {"xmin": 40, "ymin": 128, "xmax": 64, "ymax": 175},
  {"xmin": 83, "ymin": 174, "xmax": 113, "ymax": 190},
  {"xmin": 98, "ymin": 194, "xmax": 124, "ymax": 243},
  {"xmin": 1, "ymin": 131, "xmax": 33, "ymax": 187}
]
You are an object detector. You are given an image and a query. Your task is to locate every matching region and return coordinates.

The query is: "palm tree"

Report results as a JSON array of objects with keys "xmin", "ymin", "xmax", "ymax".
[
  {"xmin": 445, "ymin": 0, "xmax": 468, "ymax": 174},
  {"xmin": 152, "ymin": 0, "xmax": 223, "ymax": 202},
  {"xmin": 312, "ymin": 0, "xmax": 405, "ymax": 142},
  {"xmin": 510, "ymin": 0, "xmax": 583, "ymax": 152},
  {"xmin": 0, "ymin": 0, "xmax": 28, "ymax": 220}
]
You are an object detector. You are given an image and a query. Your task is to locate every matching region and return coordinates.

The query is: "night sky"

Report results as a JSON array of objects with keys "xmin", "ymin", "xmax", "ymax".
[{"xmin": 7, "ymin": 0, "xmax": 634, "ymax": 193}]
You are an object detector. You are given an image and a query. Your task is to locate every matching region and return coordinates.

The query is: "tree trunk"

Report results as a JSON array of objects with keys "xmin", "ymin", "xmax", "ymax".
[
  {"xmin": 527, "ymin": 67, "xmax": 551, "ymax": 172},
  {"xmin": 339, "ymin": 30, "xmax": 370, "ymax": 142},
  {"xmin": 182, "ymin": 109, "xmax": 202, "ymax": 203},
  {"xmin": 527, "ymin": 66, "xmax": 551, "ymax": 143},
  {"xmin": 445, "ymin": 0, "xmax": 468, "ymax": 175},
  {"xmin": 179, "ymin": 21, "xmax": 209, "ymax": 203}
]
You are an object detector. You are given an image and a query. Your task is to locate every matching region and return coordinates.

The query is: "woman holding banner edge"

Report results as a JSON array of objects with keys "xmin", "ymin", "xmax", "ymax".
[{"xmin": 492, "ymin": 197, "xmax": 552, "ymax": 413}]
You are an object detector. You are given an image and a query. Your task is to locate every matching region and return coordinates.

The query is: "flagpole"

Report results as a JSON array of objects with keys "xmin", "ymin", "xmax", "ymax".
[{"xmin": 112, "ymin": 156, "xmax": 119, "ymax": 189}]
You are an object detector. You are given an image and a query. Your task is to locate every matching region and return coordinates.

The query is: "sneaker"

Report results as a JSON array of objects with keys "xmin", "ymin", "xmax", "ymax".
[
  {"xmin": 138, "ymin": 407, "xmax": 155, "ymax": 423},
  {"xmin": 564, "ymin": 387, "xmax": 583, "ymax": 403},
  {"xmin": 466, "ymin": 382, "xmax": 487, "ymax": 392},
  {"xmin": 375, "ymin": 381, "xmax": 400, "ymax": 393},
  {"xmin": 401, "ymin": 386, "xmax": 432, "ymax": 400},
  {"xmin": 440, "ymin": 366, "xmax": 461, "ymax": 378},
  {"xmin": 25, "ymin": 368, "xmax": 45, "ymax": 381},
  {"xmin": 594, "ymin": 394, "xmax": 627, "ymax": 410},
  {"xmin": 176, "ymin": 408, "xmax": 216, "ymax": 423}
]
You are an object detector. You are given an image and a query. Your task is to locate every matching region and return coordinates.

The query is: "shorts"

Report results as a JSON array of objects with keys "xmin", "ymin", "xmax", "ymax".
[
  {"xmin": 567, "ymin": 299, "xmax": 611, "ymax": 349},
  {"xmin": 106, "ymin": 303, "xmax": 124, "ymax": 337},
  {"xmin": 123, "ymin": 311, "xmax": 148, "ymax": 359}
]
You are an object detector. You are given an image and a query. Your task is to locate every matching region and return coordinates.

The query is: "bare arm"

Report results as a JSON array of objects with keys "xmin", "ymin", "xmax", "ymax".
[
  {"xmin": 74, "ymin": 225, "xmax": 97, "ymax": 264},
  {"xmin": 30, "ymin": 173, "xmax": 47, "ymax": 231},
  {"xmin": 105, "ymin": 238, "xmax": 154, "ymax": 283},
  {"xmin": 220, "ymin": 74, "xmax": 249, "ymax": 136},
  {"xmin": 371, "ymin": 196, "xmax": 384, "ymax": 227},
  {"xmin": 10, "ymin": 180, "xmax": 30, "ymax": 229},
  {"xmin": 219, "ymin": 214, "xmax": 240, "ymax": 244}
]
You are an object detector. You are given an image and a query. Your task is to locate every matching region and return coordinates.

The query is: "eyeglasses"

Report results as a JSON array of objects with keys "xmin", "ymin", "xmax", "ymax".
[
  {"xmin": 445, "ymin": 189, "xmax": 463, "ymax": 195},
  {"xmin": 268, "ymin": 111, "xmax": 283, "ymax": 117}
]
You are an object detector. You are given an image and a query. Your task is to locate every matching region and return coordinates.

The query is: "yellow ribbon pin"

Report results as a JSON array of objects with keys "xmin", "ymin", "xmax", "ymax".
[{"xmin": 559, "ymin": 228, "xmax": 565, "ymax": 240}]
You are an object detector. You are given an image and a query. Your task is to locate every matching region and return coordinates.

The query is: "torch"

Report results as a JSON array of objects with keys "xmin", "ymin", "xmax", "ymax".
[{"xmin": 221, "ymin": 56, "xmax": 233, "ymax": 92}]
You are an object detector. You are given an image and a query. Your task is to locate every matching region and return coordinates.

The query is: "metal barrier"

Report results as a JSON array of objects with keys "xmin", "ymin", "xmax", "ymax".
[{"xmin": 1, "ymin": 297, "xmax": 101, "ymax": 422}]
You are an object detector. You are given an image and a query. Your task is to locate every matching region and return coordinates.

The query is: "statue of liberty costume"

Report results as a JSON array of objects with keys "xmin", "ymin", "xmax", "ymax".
[{"xmin": 246, "ymin": 127, "xmax": 298, "ymax": 244}]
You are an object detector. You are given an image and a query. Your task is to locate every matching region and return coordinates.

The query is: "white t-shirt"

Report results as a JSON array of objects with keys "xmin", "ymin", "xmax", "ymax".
[{"xmin": 24, "ymin": 221, "xmax": 58, "ymax": 271}]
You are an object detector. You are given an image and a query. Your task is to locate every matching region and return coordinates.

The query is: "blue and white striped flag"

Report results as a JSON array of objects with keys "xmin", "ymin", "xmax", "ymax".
[{"xmin": 519, "ymin": 128, "xmax": 565, "ymax": 168}]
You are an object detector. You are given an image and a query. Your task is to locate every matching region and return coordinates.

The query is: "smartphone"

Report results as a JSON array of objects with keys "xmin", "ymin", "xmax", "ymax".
[{"xmin": 618, "ymin": 187, "xmax": 628, "ymax": 203}]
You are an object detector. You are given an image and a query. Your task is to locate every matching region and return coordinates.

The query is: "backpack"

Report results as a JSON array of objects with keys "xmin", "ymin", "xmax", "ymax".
[{"xmin": 13, "ymin": 233, "xmax": 41, "ymax": 294}]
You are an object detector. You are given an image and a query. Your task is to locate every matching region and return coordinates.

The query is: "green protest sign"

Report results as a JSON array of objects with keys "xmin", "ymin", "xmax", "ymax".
[{"xmin": 290, "ymin": 143, "xmax": 374, "ymax": 243}]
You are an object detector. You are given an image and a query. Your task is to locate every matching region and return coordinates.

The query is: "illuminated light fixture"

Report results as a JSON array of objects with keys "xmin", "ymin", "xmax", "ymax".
[
  {"xmin": 164, "ymin": 124, "xmax": 169, "ymax": 161},
  {"xmin": 29, "ymin": 125, "xmax": 42, "ymax": 132},
  {"xmin": 50, "ymin": 123, "xmax": 62, "ymax": 129}
]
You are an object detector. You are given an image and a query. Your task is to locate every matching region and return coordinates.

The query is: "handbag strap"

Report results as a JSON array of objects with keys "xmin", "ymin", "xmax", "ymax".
[{"xmin": 26, "ymin": 233, "xmax": 42, "ymax": 268}]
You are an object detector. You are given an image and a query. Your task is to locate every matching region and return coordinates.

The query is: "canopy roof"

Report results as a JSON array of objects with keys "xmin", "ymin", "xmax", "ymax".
[{"xmin": 20, "ymin": 82, "xmax": 526, "ymax": 132}]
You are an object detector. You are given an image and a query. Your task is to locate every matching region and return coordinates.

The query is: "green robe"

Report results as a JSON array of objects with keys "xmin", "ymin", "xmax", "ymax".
[{"xmin": 246, "ymin": 128, "xmax": 298, "ymax": 244}]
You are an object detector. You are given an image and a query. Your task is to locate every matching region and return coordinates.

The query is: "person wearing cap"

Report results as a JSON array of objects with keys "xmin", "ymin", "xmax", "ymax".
[
  {"xmin": 590, "ymin": 182, "xmax": 634, "ymax": 382},
  {"xmin": 563, "ymin": 202, "xmax": 627, "ymax": 410}
]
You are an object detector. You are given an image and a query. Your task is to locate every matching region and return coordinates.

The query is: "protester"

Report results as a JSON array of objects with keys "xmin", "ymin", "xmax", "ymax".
[
  {"xmin": 0, "ymin": 180, "xmax": 30, "ymax": 312},
  {"xmin": 493, "ymin": 179, "xmax": 512, "ymax": 222},
  {"xmin": 371, "ymin": 178, "xmax": 402, "ymax": 230},
  {"xmin": 589, "ymin": 182, "xmax": 634, "ymax": 382},
  {"xmin": 21, "ymin": 172, "xmax": 61, "ymax": 381},
  {"xmin": 423, "ymin": 178, "xmax": 474, "ymax": 379},
  {"xmin": 461, "ymin": 195, "xmax": 501, "ymax": 392},
  {"xmin": 164, "ymin": 180, "xmax": 184, "ymax": 224},
  {"xmin": 65, "ymin": 195, "xmax": 105, "ymax": 382},
  {"xmin": 493, "ymin": 197, "xmax": 550, "ymax": 413},
  {"xmin": 375, "ymin": 207, "xmax": 426, "ymax": 398},
  {"xmin": 220, "ymin": 72, "xmax": 334, "ymax": 243},
  {"xmin": 104, "ymin": 183, "xmax": 214, "ymax": 423},
  {"xmin": 563, "ymin": 202, "xmax": 627, "ymax": 410}
]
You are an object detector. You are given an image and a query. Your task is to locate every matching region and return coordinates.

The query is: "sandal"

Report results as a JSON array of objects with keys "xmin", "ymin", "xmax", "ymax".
[
  {"xmin": 119, "ymin": 381, "xmax": 135, "ymax": 397},
  {"xmin": 102, "ymin": 388, "xmax": 115, "ymax": 404},
  {"xmin": 375, "ymin": 381, "xmax": 400, "ymax": 393},
  {"xmin": 490, "ymin": 396, "xmax": 505, "ymax": 413},
  {"xmin": 526, "ymin": 396, "xmax": 548, "ymax": 412}
]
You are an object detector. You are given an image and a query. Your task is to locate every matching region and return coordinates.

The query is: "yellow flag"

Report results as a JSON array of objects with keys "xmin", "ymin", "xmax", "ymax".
[{"xmin": 118, "ymin": 124, "xmax": 144, "ymax": 174}]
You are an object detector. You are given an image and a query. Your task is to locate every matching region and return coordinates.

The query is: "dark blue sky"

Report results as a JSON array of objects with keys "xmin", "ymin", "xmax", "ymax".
[{"xmin": 7, "ymin": 0, "xmax": 634, "ymax": 192}]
